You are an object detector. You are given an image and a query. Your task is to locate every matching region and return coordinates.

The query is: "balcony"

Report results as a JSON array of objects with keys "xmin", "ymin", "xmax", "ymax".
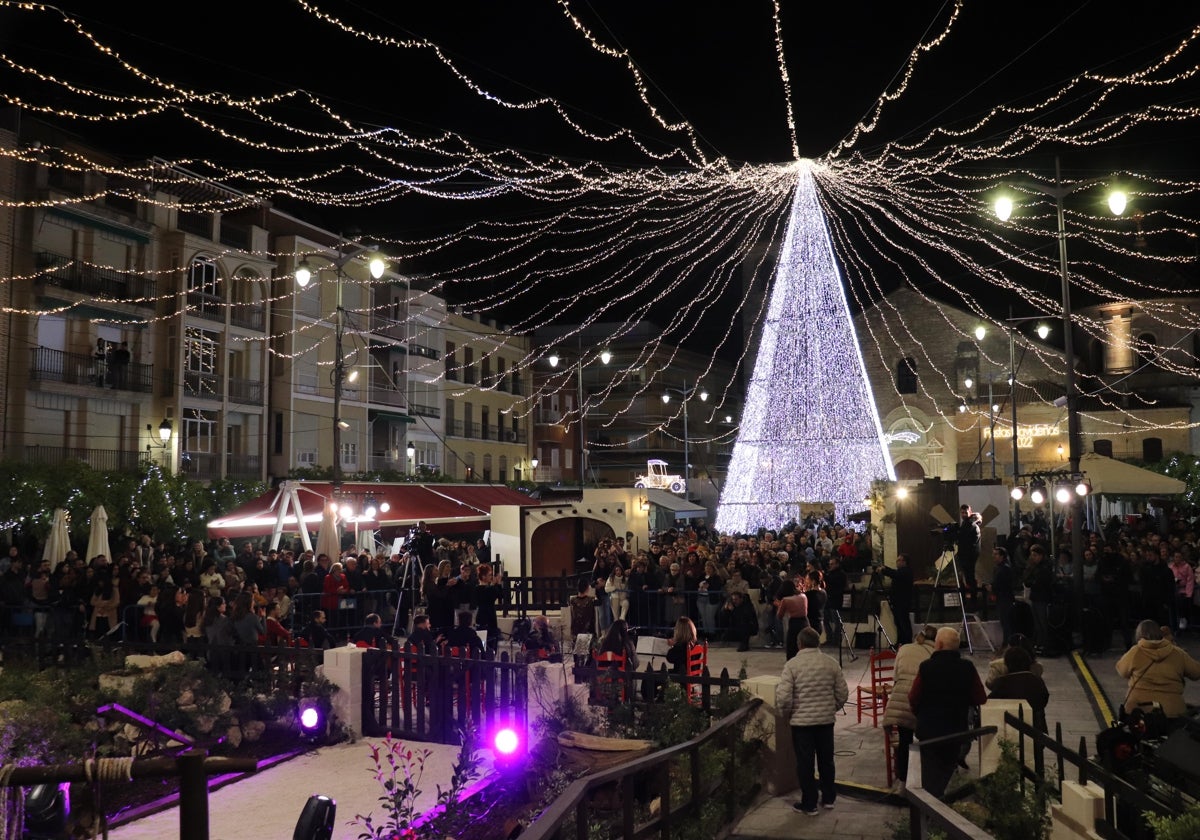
[
  {"xmin": 463, "ymin": 367, "xmax": 478, "ymax": 385},
  {"xmin": 29, "ymin": 347, "xmax": 153, "ymax": 394},
  {"xmin": 18, "ymin": 445, "xmax": 142, "ymax": 471},
  {"xmin": 229, "ymin": 304, "xmax": 265, "ymax": 331},
  {"xmin": 410, "ymin": 402, "xmax": 440, "ymax": 418},
  {"xmin": 409, "ymin": 343, "xmax": 439, "ymax": 361},
  {"xmin": 534, "ymin": 408, "xmax": 563, "ymax": 424},
  {"xmin": 532, "ymin": 466, "xmax": 564, "ymax": 483},
  {"xmin": 180, "ymin": 451, "xmax": 221, "ymax": 479},
  {"xmin": 184, "ymin": 371, "xmax": 222, "ymax": 401},
  {"xmin": 186, "ymin": 290, "xmax": 225, "ymax": 323},
  {"xmin": 369, "ymin": 452, "xmax": 405, "ymax": 472},
  {"xmin": 228, "ymin": 377, "xmax": 263, "ymax": 404},
  {"xmin": 369, "ymin": 379, "xmax": 407, "ymax": 408},
  {"xmin": 447, "ymin": 420, "xmax": 482, "ymax": 439},
  {"xmin": 225, "ymin": 453, "xmax": 262, "ymax": 480},
  {"xmin": 35, "ymin": 252, "xmax": 157, "ymax": 305}
]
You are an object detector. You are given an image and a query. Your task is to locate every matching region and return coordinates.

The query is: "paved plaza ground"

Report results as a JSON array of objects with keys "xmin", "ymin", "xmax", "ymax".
[{"xmin": 108, "ymin": 627, "xmax": 1200, "ymax": 840}]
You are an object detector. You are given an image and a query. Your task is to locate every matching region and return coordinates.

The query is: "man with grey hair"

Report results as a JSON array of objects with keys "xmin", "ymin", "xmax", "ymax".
[
  {"xmin": 775, "ymin": 627, "xmax": 848, "ymax": 816},
  {"xmin": 909, "ymin": 627, "xmax": 986, "ymax": 798}
]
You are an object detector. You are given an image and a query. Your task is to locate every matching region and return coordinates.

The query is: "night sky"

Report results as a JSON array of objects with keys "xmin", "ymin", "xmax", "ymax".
[{"xmin": 2, "ymin": 1, "xmax": 1197, "ymax": 320}]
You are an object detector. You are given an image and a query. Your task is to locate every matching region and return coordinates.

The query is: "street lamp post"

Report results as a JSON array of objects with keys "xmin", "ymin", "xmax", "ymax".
[
  {"xmin": 994, "ymin": 156, "xmax": 1127, "ymax": 637},
  {"xmin": 548, "ymin": 345, "xmax": 611, "ymax": 486},
  {"xmin": 662, "ymin": 380, "xmax": 708, "ymax": 495},
  {"xmin": 295, "ymin": 241, "xmax": 386, "ymax": 487}
]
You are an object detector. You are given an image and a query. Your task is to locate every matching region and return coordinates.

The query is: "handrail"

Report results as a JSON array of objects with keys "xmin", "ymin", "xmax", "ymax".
[
  {"xmin": 520, "ymin": 697, "xmax": 763, "ymax": 840},
  {"xmin": 1, "ymin": 750, "xmax": 257, "ymax": 840}
]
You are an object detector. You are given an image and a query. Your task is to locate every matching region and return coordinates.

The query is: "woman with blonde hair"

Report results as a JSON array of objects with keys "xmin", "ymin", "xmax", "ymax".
[{"xmin": 665, "ymin": 616, "xmax": 698, "ymax": 675}]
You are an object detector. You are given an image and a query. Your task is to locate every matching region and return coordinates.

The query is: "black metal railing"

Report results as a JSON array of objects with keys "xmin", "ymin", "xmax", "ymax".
[
  {"xmin": 35, "ymin": 251, "xmax": 157, "ymax": 303},
  {"xmin": 520, "ymin": 698, "xmax": 762, "ymax": 840},
  {"xmin": 19, "ymin": 445, "xmax": 142, "ymax": 471},
  {"xmin": 184, "ymin": 370, "xmax": 222, "ymax": 401},
  {"xmin": 1000, "ymin": 709, "xmax": 1182, "ymax": 840},
  {"xmin": 229, "ymin": 304, "xmax": 265, "ymax": 331},
  {"xmin": 225, "ymin": 453, "xmax": 262, "ymax": 480},
  {"xmin": 228, "ymin": 377, "xmax": 262, "ymax": 404},
  {"xmin": 29, "ymin": 346, "xmax": 154, "ymax": 393},
  {"xmin": 186, "ymin": 290, "xmax": 224, "ymax": 323},
  {"xmin": 410, "ymin": 402, "xmax": 440, "ymax": 418},
  {"xmin": 180, "ymin": 451, "xmax": 222, "ymax": 479}
]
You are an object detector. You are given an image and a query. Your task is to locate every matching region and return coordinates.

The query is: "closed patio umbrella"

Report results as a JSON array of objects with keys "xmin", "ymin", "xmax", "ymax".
[
  {"xmin": 42, "ymin": 508, "xmax": 71, "ymax": 573},
  {"xmin": 86, "ymin": 504, "xmax": 110, "ymax": 563},
  {"xmin": 316, "ymin": 502, "xmax": 341, "ymax": 561}
]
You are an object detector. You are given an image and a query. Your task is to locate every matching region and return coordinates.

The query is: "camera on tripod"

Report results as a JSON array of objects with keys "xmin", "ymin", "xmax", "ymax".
[{"xmin": 931, "ymin": 522, "xmax": 959, "ymax": 551}]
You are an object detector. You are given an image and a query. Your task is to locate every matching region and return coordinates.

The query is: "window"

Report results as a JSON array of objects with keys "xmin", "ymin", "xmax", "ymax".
[
  {"xmin": 499, "ymin": 455, "xmax": 508, "ymax": 482},
  {"xmin": 340, "ymin": 442, "xmax": 358, "ymax": 470},
  {"xmin": 184, "ymin": 414, "xmax": 216, "ymax": 453},
  {"xmin": 1142, "ymin": 437, "xmax": 1163, "ymax": 463},
  {"xmin": 187, "ymin": 256, "xmax": 220, "ymax": 297},
  {"xmin": 184, "ymin": 327, "xmax": 221, "ymax": 399},
  {"xmin": 273, "ymin": 412, "xmax": 283, "ymax": 455},
  {"xmin": 1093, "ymin": 439, "xmax": 1113, "ymax": 458},
  {"xmin": 445, "ymin": 341, "xmax": 458, "ymax": 381},
  {"xmin": 497, "ymin": 358, "xmax": 507, "ymax": 392},
  {"xmin": 955, "ymin": 342, "xmax": 978, "ymax": 393},
  {"xmin": 483, "ymin": 453, "xmax": 493, "ymax": 482},
  {"xmin": 481, "ymin": 406, "xmax": 490, "ymax": 440},
  {"xmin": 463, "ymin": 347, "xmax": 476, "ymax": 384},
  {"xmin": 896, "ymin": 357, "xmax": 917, "ymax": 394}
]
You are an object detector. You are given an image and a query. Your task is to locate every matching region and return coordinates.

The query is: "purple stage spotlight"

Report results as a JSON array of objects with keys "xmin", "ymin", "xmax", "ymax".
[
  {"xmin": 298, "ymin": 699, "xmax": 326, "ymax": 740},
  {"xmin": 493, "ymin": 727, "xmax": 519, "ymax": 756}
]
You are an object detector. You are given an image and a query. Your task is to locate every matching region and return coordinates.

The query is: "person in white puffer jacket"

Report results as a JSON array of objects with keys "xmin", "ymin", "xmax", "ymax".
[{"xmin": 775, "ymin": 627, "xmax": 849, "ymax": 817}]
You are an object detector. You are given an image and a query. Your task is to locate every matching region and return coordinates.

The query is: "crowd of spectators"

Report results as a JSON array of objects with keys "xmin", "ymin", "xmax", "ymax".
[
  {"xmin": 588, "ymin": 520, "xmax": 869, "ymax": 650},
  {"xmin": 0, "ymin": 527, "xmax": 497, "ymax": 673}
]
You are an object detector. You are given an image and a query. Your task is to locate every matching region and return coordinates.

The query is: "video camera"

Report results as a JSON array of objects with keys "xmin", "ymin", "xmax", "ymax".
[{"xmin": 931, "ymin": 522, "xmax": 959, "ymax": 551}]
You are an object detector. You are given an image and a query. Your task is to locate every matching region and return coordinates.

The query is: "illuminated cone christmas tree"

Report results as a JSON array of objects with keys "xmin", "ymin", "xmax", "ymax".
[{"xmin": 716, "ymin": 163, "xmax": 894, "ymax": 534}]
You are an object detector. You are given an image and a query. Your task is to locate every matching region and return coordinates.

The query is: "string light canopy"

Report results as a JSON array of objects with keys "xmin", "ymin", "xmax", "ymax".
[
  {"xmin": 0, "ymin": 2, "xmax": 1197, "ymax": 462},
  {"xmin": 716, "ymin": 163, "xmax": 895, "ymax": 533}
]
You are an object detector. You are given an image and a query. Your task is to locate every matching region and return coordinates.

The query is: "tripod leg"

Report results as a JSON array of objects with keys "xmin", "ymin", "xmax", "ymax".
[
  {"xmin": 837, "ymin": 610, "xmax": 858, "ymax": 662},
  {"xmin": 948, "ymin": 554, "xmax": 974, "ymax": 655}
]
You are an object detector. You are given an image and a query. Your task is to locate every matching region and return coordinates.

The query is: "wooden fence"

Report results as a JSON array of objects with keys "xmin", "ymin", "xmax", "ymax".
[{"xmin": 361, "ymin": 647, "xmax": 528, "ymax": 745}]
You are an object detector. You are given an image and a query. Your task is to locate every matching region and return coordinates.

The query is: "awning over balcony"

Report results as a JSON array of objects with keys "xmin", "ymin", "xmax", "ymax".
[
  {"xmin": 206, "ymin": 480, "xmax": 533, "ymax": 541},
  {"xmin": 645, "ymin": 489, "xmax": 708, "ymax": 520},
  {"xmin": 368, "ymin": 409, "xmax": 416, "ymax": 424}
]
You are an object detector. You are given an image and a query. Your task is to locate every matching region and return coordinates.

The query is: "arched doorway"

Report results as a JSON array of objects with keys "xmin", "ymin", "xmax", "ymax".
[
  {"xmin": 530, "ymin": 517, "xmax": 616, "ymax": 578},
  {"xmin": 895, "ymin": 459, "xmax": 926, "ymax": 480}
]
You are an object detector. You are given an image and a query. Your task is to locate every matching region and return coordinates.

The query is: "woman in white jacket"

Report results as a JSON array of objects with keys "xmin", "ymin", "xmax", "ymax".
[
  {"xmin": 606, "ymin": 565, "xmax": 629, "ymax": 622},
  {"xmin": 881, "ymin": 624, "xmax": 937, "ymax": 791}
]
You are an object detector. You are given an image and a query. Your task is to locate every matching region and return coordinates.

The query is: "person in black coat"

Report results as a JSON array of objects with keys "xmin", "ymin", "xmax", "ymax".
[
  {"xmin": 988, "ymin": 546, "xmax": 1016, "ymax": 644},
  {"xmin": 299, "ymin": 609, "xmax": 336, "ymax": 650},
  {"xmin": 405, "ymin": 613, "xmax": 438, "ymax": 656},
  {"xmin": 909, "ymin": 627, "xmax": 987, "ymax": 798},
  {"xmin": 956, "ymin": 504, "xmax": 983, "ymax": 610},
  {"xmin": 878, "ymin": 554, "xmax": 914, "ymax": 645},
  {"xmin": 445, "ymin": 610, "xmax": 485, "ymax": 658},
  {"xmin": 988, "ymin": 646, "xmax": 1048, "ymax": 733},
  {"xmin": 823, "ymin": 556, "xmax": 848, "ymax": 646},
  {"xmin": 472, "ymin": 564, "xmax": 503, "ymax": 652}
]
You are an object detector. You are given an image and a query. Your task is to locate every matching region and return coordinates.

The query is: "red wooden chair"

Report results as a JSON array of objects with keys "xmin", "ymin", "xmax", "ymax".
[
  {"xmin": 685, "ymin": 641, "xmax": 708, "ymax": 705},
  {"xmin": 592, "ymin": 650, "xmax": 627, "ymax": 703},
  {"xmin": 884, "ymin": 724, "xmax": 900, "ymax": 787},
  {"xmin": 856, "ymin": 648, "xmax": 896, "ymax": 726}
]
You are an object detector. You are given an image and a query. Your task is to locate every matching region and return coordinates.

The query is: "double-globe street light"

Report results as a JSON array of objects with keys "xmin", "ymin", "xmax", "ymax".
[
  {"xmin": 661, "ymin": 380, "xmax": 708, "ymax": 492},
  {"xmin": 992, "ymin": 156, "xmax": 1127, "ymax": 636},
  {"xmin": 547, "ymin": 347, "xmax": 611, "ymax": 485},
  {"xmin": 295, "ymin": 242, "xmax": 387, "ymax": 487}
]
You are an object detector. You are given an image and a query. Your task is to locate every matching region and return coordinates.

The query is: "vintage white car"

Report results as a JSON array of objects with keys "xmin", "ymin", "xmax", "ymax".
[{"xmin": 633, "ymin": 459, "xmax": 686, "ymax": 495}]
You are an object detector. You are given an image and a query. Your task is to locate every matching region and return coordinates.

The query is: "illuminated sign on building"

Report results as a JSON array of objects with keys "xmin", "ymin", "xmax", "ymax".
[{"xmin": 989, "ymin": 423, "xmax": 1061, "ymax": 449}]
